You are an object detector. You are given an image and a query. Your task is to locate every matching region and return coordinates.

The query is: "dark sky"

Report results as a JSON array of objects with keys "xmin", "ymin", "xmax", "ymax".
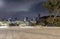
[{"xmin": 0, "ymin": 0, "xmax": 50, "ymax": 20}]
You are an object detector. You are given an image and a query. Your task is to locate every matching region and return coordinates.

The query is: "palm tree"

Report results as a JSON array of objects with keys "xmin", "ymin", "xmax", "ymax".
[{"xmin": 43, "ymin": 0, "xmax": 60, "ymax": 24}]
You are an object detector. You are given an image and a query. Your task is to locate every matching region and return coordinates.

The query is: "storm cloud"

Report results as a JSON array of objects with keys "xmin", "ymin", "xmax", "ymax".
[{"xmin": 0, "ymin": 0, "xmax": 49, "ymax": 20}]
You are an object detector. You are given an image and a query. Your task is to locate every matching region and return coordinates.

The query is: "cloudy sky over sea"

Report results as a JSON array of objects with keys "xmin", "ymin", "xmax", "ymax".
[{"xmin": 0, "ymin": 0, "xmax": 50, "ymax": 20}]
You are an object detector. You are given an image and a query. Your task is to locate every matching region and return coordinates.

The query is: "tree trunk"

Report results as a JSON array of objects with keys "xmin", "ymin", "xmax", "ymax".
[
  {"xmin": 52, "ymin": 11, "xmax": 59, "ymax": 24},
  {"xmin": 49, "ymin": 12, "xmax": 54, "ymax": 24}
]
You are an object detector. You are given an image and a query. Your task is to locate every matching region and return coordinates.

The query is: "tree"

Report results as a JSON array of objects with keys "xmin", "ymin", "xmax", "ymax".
[
  {"xmin": 15, "ymin": 17, "xmax": 18, "ymax": 21},
  {"xmin": 36, "ymin": 14, "xmax": 41, "ymax": 25},
  {"xmin": 43, "ymin": 0, "xmax": 60, "ymax": 24}
]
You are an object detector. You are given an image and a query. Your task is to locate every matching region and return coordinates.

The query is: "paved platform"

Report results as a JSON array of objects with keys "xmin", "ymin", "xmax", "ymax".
[{"xmin": 0, "ymin": 26, "xmax": 60, "ymax": 39}]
